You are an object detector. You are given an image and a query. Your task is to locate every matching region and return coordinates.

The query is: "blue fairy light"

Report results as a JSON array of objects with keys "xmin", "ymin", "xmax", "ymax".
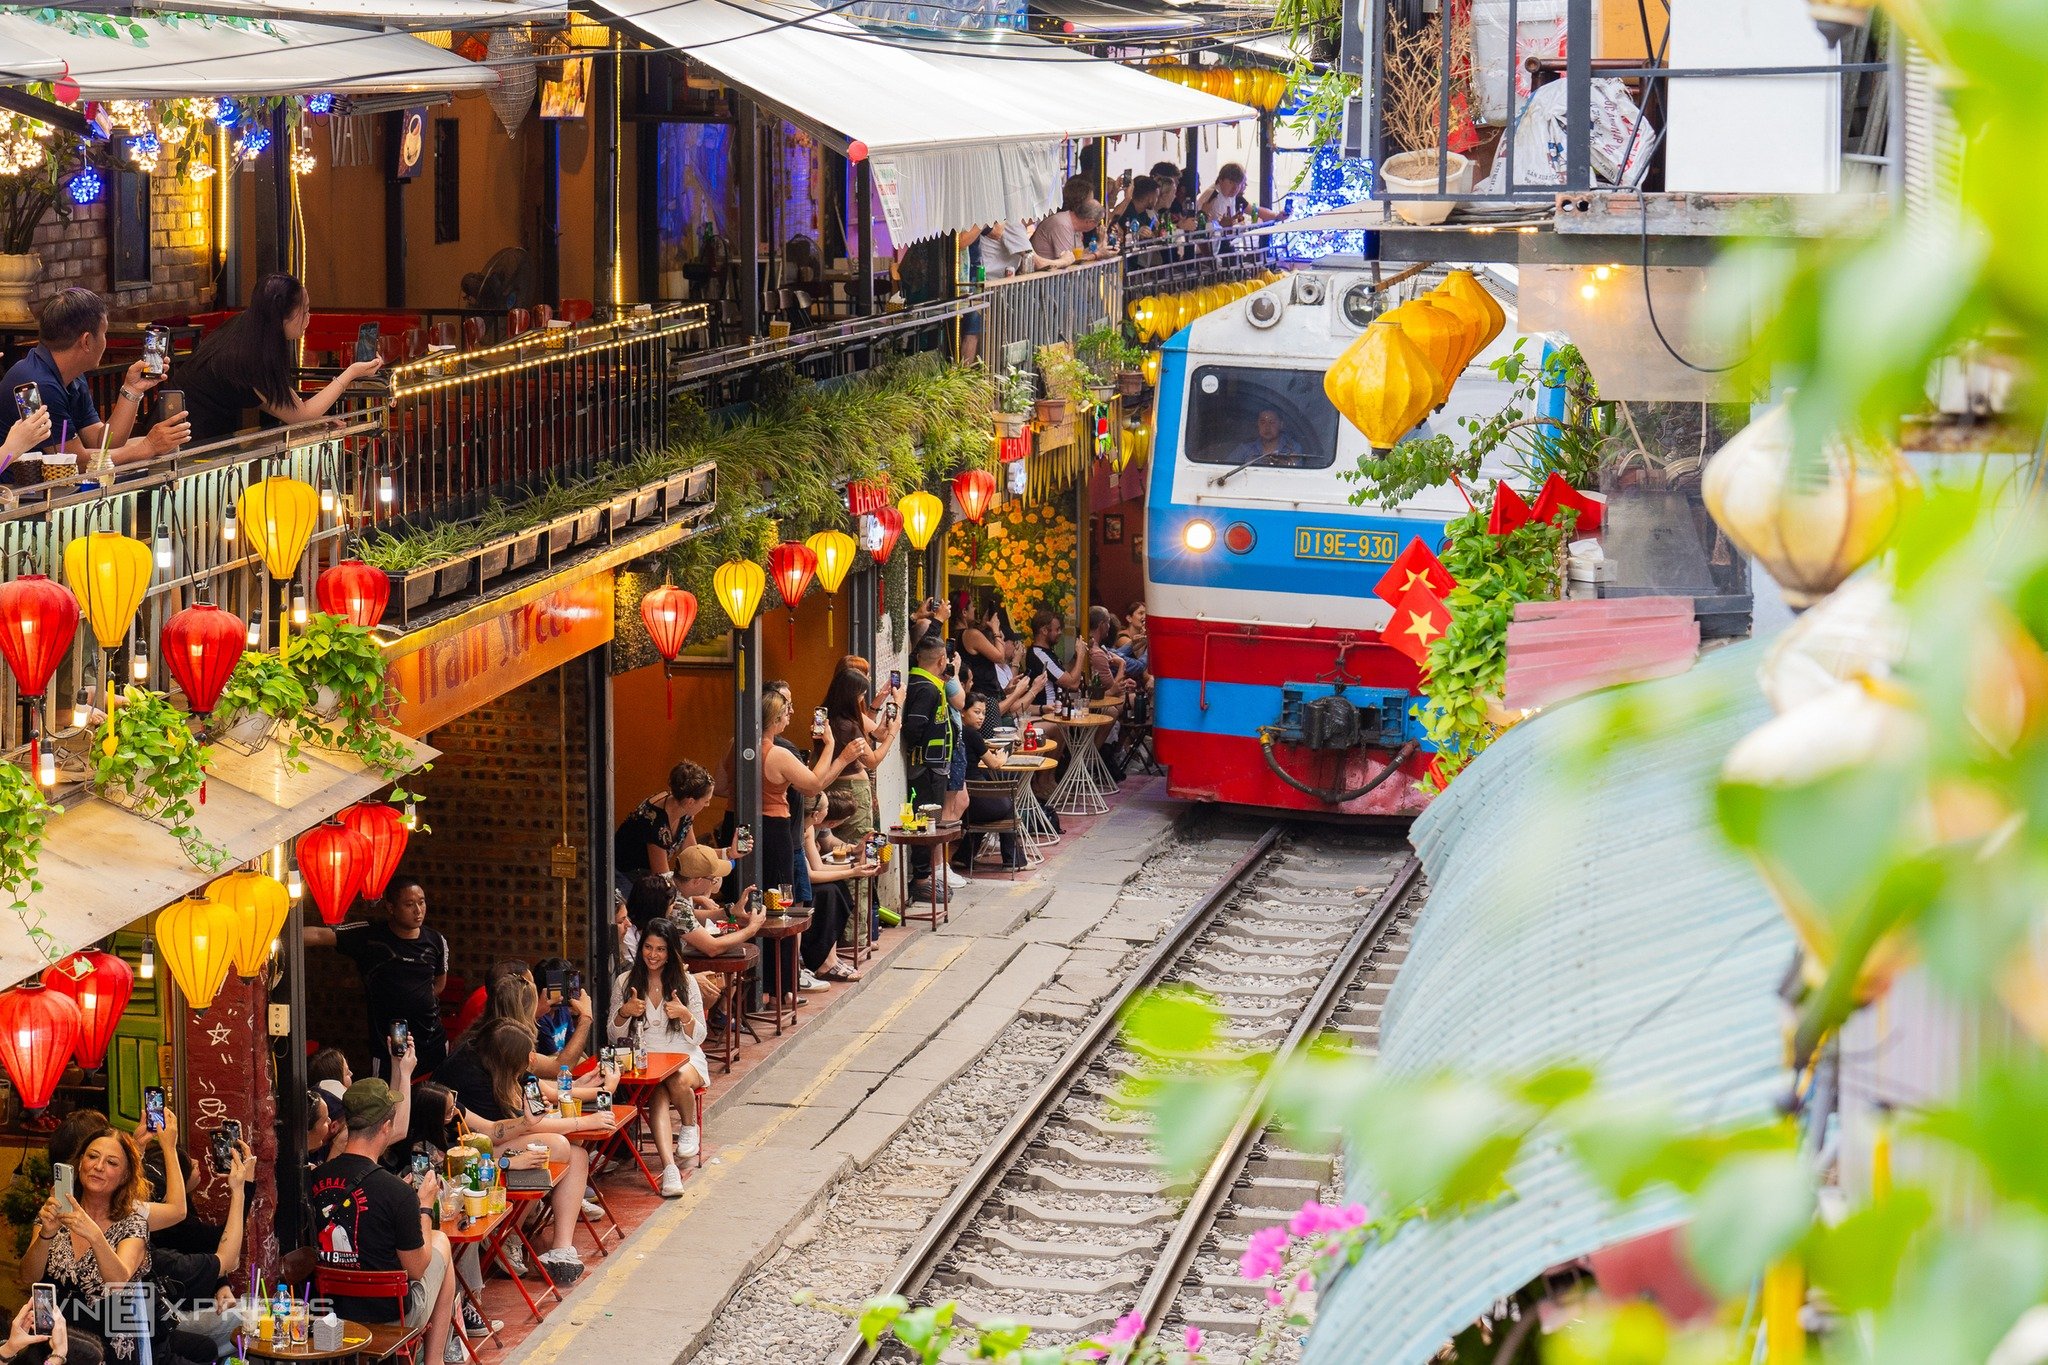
[
  {"xmin": 307, "ymin": 92, "xmax": 335, "ymax": 116},
  {"xmin": 66, "ymin": 167, "xmax": 104, "ymax": 206},
  {"xmin": 212, "ymin": 98, "xmax": 240, "ymax": 127}
]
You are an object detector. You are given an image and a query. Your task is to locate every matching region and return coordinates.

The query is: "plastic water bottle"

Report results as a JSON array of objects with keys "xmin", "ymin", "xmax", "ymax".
[{"xmin": 557, "ymin": 1064, "xmax": 573, "ymax": 1109}]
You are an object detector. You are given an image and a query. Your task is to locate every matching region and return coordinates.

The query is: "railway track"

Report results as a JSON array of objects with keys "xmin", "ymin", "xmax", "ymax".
[{"xmin": 828, "ymin": 825, "xmax": 1422, "ymax": 1365}]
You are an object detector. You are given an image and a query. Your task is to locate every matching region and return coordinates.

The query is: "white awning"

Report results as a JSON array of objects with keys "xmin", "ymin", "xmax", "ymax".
[
  {"xmin": 0, "ymin": 13, "xmax": 499, "ymax": 97},
  {"xmin": 590, "ymin": 0, "xmax": 1254, "ymax": 241},
  {"xmin": 131, "ymin": 0, "xmax": 567, "ymax": 29},
  {"xmin": 0, "ymin": 730, "xmax": 435, "ymax": 993}
]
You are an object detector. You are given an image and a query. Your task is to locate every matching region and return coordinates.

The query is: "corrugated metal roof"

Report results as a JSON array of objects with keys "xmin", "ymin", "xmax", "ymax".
[{"xmin": 1306, "ymin": 639, "xmax": 1796, "ymax": 1365}]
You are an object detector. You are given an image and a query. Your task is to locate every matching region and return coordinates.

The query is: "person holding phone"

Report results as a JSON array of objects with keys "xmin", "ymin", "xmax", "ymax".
[
  {"xmin": 172, "ymin": 273, "xmax": 383, "ymax": 444},
  {"xmin": 823, "ymin": 664, "xmax": 896, "ymax": 853},
  {"xmin": 0, "ymin": 290, "xmax": 189, "ymax": 468},
  {"xmin": 1, "ymin": 1293, "xmax": 77, "ymax": 1365},
  {"xmin": 148, "ymin": 1138, "xmax": 254, "ymax": 1360},
  {"xmin": 613, "ymin": 761, "xmax": 718, "ymax": 900},
  {"xmin": 304, "ymin": 878, "xmax": 450, "ymax": 1074},
  {"xmin": 20, "ymin": 1127, "xmax": 149, "ymax": 1361}
]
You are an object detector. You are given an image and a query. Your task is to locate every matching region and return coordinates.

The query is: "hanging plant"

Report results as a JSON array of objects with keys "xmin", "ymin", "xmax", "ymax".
[
  {"xmin": 0, "ymin": 762, "xmax": 51, "ymax": 956},
  {"xmin": 212, "ymin": 651, "xmax": 311, "ymax": 767},
  {"xmin": 283, "ymin": 613, "xmax": 425, "ymax": 803},
  {"xmin": 92, "ymin": 686, "xmax": 226, "ymax": 870}
]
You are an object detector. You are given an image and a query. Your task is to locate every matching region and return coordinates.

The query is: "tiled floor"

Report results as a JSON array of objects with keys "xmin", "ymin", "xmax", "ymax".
[{"xmin": 458, "ymin": 787, "xmax": 1138, "ymax": 1357}]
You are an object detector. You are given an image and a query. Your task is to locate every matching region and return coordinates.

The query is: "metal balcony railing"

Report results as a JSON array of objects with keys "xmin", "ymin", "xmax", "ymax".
[
  {"xmin": 1121, "ymin": 230, "xmax": 1279, "ymax": 300},
  {"xmin": 979, "ymin": 257, "xmax": 1126, "ymax": 371}
]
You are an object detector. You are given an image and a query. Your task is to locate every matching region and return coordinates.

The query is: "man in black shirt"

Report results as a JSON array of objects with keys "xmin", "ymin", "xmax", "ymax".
[
  {"xmin": 898, "ymin": 633, "xmax": 953, "ymax": 899},
  {"xmin": 308, "ymin": 1080, "xmax": 454, "ymax": 1365},
  {"xmin": 304, "ymin": 879, "xmax": 451, "ymax": 1074}
]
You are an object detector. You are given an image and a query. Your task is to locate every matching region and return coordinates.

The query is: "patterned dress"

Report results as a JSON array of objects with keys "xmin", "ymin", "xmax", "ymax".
[{"xmin": 44, "ymin": 1207, "xmax": 150, "ymax": 1360}]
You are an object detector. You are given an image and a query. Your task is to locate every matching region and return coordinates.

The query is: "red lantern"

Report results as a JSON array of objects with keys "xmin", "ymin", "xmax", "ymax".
[
  {"xmin": 846, "ymin": 481, "xmax": 890, "ymax": 520},
  {"xmin": 640, "ymin": 585, "xmax": 698, "ymax": 720},
  {"xmin": 315, "ymin": 560, "xmax": 391, "ymax": 629},
  {"xmin": 765, "ymin": 542, "xmax": 818, "ymax": 654},
  {"xmin": 0, "ymin": 575, "xmax": 79, "ymax": 700},
  {"xmin": 867, "ymin": 505, "xmax": 905, "ymax": 616},
  {"xmin": 41, "ymin": 951, "xmax": 133, "ymax": 1071},
  {"xmin": 161, "ymin": 604, "xmax": 245, "ymax": 716},
  {"xmin": 952, "ymin": 469, "xmax": 997, "ymax": 524},
  {"xmin": 340, "ymin": 802, "xmax": 410, "ymax": 901},
  {"xmin": 0, "ymin": 983, "xmax": 81, "ymax": 1111},
  {"xmin": 298, "ymin": 821, "xmax": 372, "ymax": 925}
]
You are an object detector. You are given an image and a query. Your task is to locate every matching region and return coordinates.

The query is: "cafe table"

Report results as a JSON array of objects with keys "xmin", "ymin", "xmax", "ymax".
[
  {"xmin": 682, "ymin": 943, "xmax": 760, "ymax": 1072},
  {"xmin": 244, "ymin": 1321, "xmax": 378, "ymax": 1364},
  {"xmin": 1002, "ymin": 755, "xmax": 1060, "ymax": 861},
  {"xmin": 437, "ymin": 1203, "xmax": 512, "ymax": 1347},
  {"xmin": 750, "ymin": 910, "xmax": 811, "ymax": 1034},
  {"xmin": 885, "ymin": 825, "xmax": 962, "ymax": 928},
  {"xmin": 497, "ymin": 1160, "xmax": 569, "ymax": 1320},
  {"xmin": 1045, "ymin": 712, "xmax": 1116, "ymax": 816},
  {"xmin": 605, "ymin": 1052, "xmax": 699, "ymax": 1188}
]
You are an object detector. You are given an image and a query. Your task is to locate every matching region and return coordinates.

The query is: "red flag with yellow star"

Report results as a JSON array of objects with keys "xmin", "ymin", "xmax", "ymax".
[
  {"xmin": 1488, "ymin": 480, "xmax": 1533, "ymax": 536},
  {"xmin": 1374, "ymin": 536, "xmax": 1457, "ymax": 609},
  {"xmin": 1384, "ymin": 583, "xmax": 1452, "ymax": 666}
]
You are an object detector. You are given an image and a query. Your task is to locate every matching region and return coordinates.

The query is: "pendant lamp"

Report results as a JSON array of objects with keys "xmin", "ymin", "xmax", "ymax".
[
  {"xmin": 63, "ymin": 531, "xmax": 153, "ymax": 650},
  {"xmin": 806, "ymin": 530, "xmax": 857, "ymax": 635},
  {"xmin": 40, "ymin": 950, "xmax": 132, "ymax": 1071},
  {"xmin": 640, "ymin": 584, "xmax": 698, "ymax": 719},
  {"xmin": 898, "ymin": 491, "xmax": 944, "ymax": 599},
  {"xmin": 0, "ymin": 983, "xmax": 81, "ymax": 1110},
  {"xmin": 0, "ymin": 575, "xmax": 79, "ymax": 700},
  {"xmin": 765, "ymin": 542, "xmax": 818, "ymax": 654},
  {"xmin": 297, "ymin": 821, "xmax": 372, "ymax": 925},
  {"xmin": 316, "ymin": 560, "xmax": 391, "ymax": 629},
  {"xmin": 340, "ymin": 801, "xmax": 410, "ymax": 901},
  {"xmin": 208, "ymin": 869, "xmax": 291, "ymax": 979},
  {"xmin": 160, "ymin": 603, "xmax": 245, "ymax": 715},
  {"xmin": 237, "ymin": 477, "xmax": 321, "ymax": 580},
  {"xmin": 156, "ymin": 893, "xmax": 238, "ymax": 1011},
  {"xmin": 712, "ymin": 559, "xmax": 767, "ymax": 632},
  {"xmin": 865, "ymin": 507, "xmax": 904, "ymax": 616}
]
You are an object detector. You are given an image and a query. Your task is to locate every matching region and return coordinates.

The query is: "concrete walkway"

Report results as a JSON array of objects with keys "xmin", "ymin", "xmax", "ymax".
[{"xmin": 505, "ymin": 780, "xmax": 1189, "ymax": 1365}]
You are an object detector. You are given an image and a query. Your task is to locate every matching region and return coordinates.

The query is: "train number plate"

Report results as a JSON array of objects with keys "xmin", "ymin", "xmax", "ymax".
[{"xmin": 1293, "ymin": 527, "xmax": 1398, "ymax": 563}]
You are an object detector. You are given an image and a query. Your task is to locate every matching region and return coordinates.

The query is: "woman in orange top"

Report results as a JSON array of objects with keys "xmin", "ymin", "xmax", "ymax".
[{"xmin": 760, "ymin": 691, "xmax": 865, "ymax": 892}]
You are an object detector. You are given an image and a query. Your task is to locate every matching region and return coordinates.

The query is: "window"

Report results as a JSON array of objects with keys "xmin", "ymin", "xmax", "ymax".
[
  {"xmin": 433, "ymin": 118, "xmax": 460, "ymax": 244},
  {"xmin": 1182, "ymin": 365, "xmax": 1340, "ymax": 470},
  {"xmin": 110, "ymin": 154, "xmax": 151, "ymax": 287}
]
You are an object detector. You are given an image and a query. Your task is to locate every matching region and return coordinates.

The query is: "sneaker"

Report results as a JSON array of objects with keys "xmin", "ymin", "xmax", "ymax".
[
  {"xmin": 676, "ymin": 1126, "xmax": 700, "ymax": 1160},
  {"xmin": 581, "ymin": 1197, "xmax": 604, "ymax": 1221},
  {"xmin": 459, "ymin": 1303, "xmax": 488, "ymax": 1337},
  {"xmin": 799, "ymin": 969, "xmax": 829, "ymax": 991},
  {"xmin": 444, "ymin": 1334, "xmax": 468, "ymax": 1364},
  {"xmin": 500, "ymin": 1239, "xmax": 529, "ymax": 1277},
  {"xmin": 537, "ymin": 1248, "xmax": 585, "ymax": 1288},
  {"xmin": 659, "ymin": 1163, "xmax": 685, "ymax": 1197}
]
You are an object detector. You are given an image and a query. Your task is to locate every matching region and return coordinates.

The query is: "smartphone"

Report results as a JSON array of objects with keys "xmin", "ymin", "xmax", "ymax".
[
  {"xmin": 734, "ymin": 824, "xmax": 754, "ymax": 855},
  {"xmin": 812, "ymin": 706, "xmax": 828, "ymax": 738},
  {"xmin": 884, "ymin": 701, "xmax": 898, "ymax": 722},
  {"xmin": 410, "ymin": 1151, "xmax": 432, "ymax": 1185},
  {"xmin": 746, "ymin": 888, "xmax": 764, "ymax": 915},
  {"xmin": 566, "ymin": 970, "xmax": 583, "ymax": 1000},
  {"xmin": 543, "ymin": 967, "xmax": 564, "ymax": 1004},
  {"xmin": 12, "ymin": 382, "xmax": 41, "ymax": 418},
  {"xmin": 354, "ymin": 322, "xmax": 380, "ymax": 365},
  {"xmin": 889, "ymin": 670, "xmax": 901, "ymax": 690},
  {"xmin": 389, "ymin": 1020, "xmax": 411, "ymax": 1054},
  {"xmin": 522, "ymin": 1075, "xmax": 546, "ymax": 1117},
  {"xmin": 210, "ymin": 1119, "xmax": 242, "ymax": 1175},
  {"xmin": 157, "ymin": 389, "xmax": 185, "ymax": 422},
  {"xmin": 31, "ymin": 1283, "xmax": 55, "ymax": 1336},
  {"xmin": 142, "ymin": 326, "xmax": 169, "ymax": 378},
  {"xmin": 143, "ymin": 1086, "xmax": 167, "ymax": 1134},
  {"xmin": 51, "ymin": 1162, "xmax": 74, "ymax": 1210}
]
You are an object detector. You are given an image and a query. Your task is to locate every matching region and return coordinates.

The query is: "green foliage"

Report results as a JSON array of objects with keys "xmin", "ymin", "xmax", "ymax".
[
  {"xmin": 1413, "ymin": 503, "xmax": 1563, "ymax": 789},
  {"xmin": 1035, "ymin": 343, "xmax": 1094, "ymax": 405},
  {"xmin": 1344, "ymin": 341, "xmax": 1609, "ymax": 510},
  {"xmin": 212, "ymin": 650, "xmax": 311, "ymax": 767},
  {"xmin": 284, "ymin": 614, "xmax": 425, "ymax": 803},
  {"xmin": 1076, "ymin": 324, "xmax": 1143, "ymax": 381},
  {"xmin": 996, "ymin": 367, "xmax": 1036, "ymax": 415},
  {"xmin": 804, "ymin": 1289, "xmax": 1207, "ymax": 1364},
  {"xmin": 0, "ymin": 1150, "xmax": 50, "ymax": 1258},
  {"xmin": 92, "ymin": 686, "xmax": 225, "ymax": 870},
  {"xmin": 0, "ymin": 761, "xmax": 51, "ymax": 954}
]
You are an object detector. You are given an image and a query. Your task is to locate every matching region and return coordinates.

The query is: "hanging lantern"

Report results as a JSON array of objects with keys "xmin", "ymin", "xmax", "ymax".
[
  {"xmin": 899, "ymin": 492, "xmax": 944, "ymax": 550},
  {"xmin": 40, "ymin": 950, "xmax": 132, "ymax": 1071},
  {"xmin": 952, "ymin": 469, "xmax": 997, "ymax": 524},
  {"xmin": 1702, "ymin": 406, "xmax": 1917, "ymax": 610},
  {"xmin": 1440, "ymin": 269, "xmax": 1506, "ymax": 356},
  {"xmin": 0, "ymin": 575, "xmax": 79, "ymax": 700},
  {"xmin": 1380, "ymin": 298, "xmax": 1465, "ymax": 407},
  {"xmin": 155, "ymin": 893, "xmax": 238, "ymax": 1010},
  {"xmin": 160, "ymin": 604, "xmax": 245, "ymax": 716},
  {"xmin": 63, "ymin": 531, "xmax": 153, "ymax": 650},
  {"xmin": 1425, "ymin": 285, "xmax": 1492, "ymax": 376},
  {"xmin": 865, "ymin": 506, "xmax": 904, "ymax": 564},
  {"xmin": 0, "ymin": 984, "xmax": 81, "ymax": 1111},
  {"xmin": 316, "ymin": 560, "xmax": 391, "ymax": 629},
  {"xmin": 712, "ymin": 558, "xmax": 768, "ymax": 632},
  {"xmin": 766, "ymin": 542, "xmax": 818, "ymax": 653},
  {"xmin": 340, "ymin": 802, "xmax": 411, "ymax": 901},
  {"xmin": 236, "ymin": 477, "xmax": 320, "ymax": 580},
  {"xmin": 209, "ymin": 869, "xmax": 291, "ymax": 979},
  {"xmin": 640, "ymin": 585, "xmax": 698, "ymax": 661},
  {"xmin": 297, "ymin": 821, "xmax": 372, "ymax": 926},
  {"xmin": 1141, "ymin": 350, "xmax": 1162, "ymax": 388},
  {"xmin": 807, "ymin": 530, "xmax": 858, "ymax": 597},
  {"xmin": 1325, "ymin": 321, "xmax": 1440, "ymax": 453}
]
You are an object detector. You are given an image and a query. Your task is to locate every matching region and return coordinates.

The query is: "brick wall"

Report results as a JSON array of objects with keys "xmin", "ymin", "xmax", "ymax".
[
  {"xmin": 304, "ymin": 664, "xmax": 594, "ymax": 1071},
  {"xmin": 28, "ymin": 177, "xmax": 212, "ymax": 320}
]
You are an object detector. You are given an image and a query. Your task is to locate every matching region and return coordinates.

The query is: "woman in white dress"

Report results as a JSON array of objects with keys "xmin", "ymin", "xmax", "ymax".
[{"xmin": 608, "ymin": 917, "xmax": 709, "ymax": 1196}]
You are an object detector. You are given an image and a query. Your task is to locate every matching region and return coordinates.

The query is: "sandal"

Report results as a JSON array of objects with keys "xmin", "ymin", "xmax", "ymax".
[{"xmin": 819, "ymin": 965, "xmax": 862, "ymax": 982}]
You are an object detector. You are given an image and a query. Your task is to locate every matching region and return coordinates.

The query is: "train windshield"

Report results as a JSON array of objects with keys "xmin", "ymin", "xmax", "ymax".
[{"xmin": 1183, "ymin": 366, "xmax": 1341, "ymax": 471}]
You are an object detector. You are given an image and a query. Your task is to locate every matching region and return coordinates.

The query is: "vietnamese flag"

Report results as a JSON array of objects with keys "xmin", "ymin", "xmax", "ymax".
[
  {"xmin": 1374, "ymin": 536, "xmax": 1457, "ymax": 609},
  {"xmin": 1383, "ymin": 583, "xmax": 1452, "ymax": 666},
  {"xmin": 1530, "ymin": 471, "xmax": 1606, "ymax": 532},
  {"xmin": 1488, "ymin": 480, "xmax": 1533, "ymax": 536}
]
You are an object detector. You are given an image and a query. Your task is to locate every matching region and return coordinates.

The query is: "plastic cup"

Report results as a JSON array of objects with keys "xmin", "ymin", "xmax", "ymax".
[
  {"xmin": 560, "ymin": 1097, "xmax": 581, "ymax": 1119},
  {"xmin": 462, "ymin": 1189, "xmax": 487, "ymax": 1219}
]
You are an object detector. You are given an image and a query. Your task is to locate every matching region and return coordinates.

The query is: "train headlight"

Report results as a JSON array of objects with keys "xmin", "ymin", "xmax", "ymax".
[{"xmin": 1182, "ymin": 519, "xmax": 1216, "ymax": 552}]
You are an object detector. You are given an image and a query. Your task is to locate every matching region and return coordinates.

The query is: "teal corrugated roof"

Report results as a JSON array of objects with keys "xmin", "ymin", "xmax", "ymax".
[{"xmin": 1306, "ymin": 640, "xmax": 1795, "ymax": 1365}]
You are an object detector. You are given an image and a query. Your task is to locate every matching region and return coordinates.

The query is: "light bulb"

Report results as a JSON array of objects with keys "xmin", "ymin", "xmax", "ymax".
[
  {"xmin": 291, "ymin": 594, "xmax": 308, "ymax": 626},
  {"xmin": 140, "ymin": 937, "xmax": 155, "ymax": 980},
  {"xmin": 246, "ymin": 620, "xmax": 262, "ymax": 648},
  {"xmin": 319, "ymin": 482, "xmax": 335, "ymax": 514},
  {"xmin": 37, "ymin": 749, "xmax": 55, "ymax": 786},
  {"xmin": 377, "ymin": 472, "xmax": 395, "ymax": 505},
  {"xmin": 153, "ymin": 528, "xmax": 172, "ymax": 570},
  {"xmin": 130, "ymin": 650, "xmax": 149, "ymax": 681},
  {"xmin": 223, "ymin": 505, "xmax": 238, "ymax": 543},
  {"xmin": 286, "ymin": 868, "xmax": 302, "ymax": 900},
  {"xmin": 71, "ymin": 691, "xmax": 89, "ymax": 728},
  {"xmin": 403, "ymin": 801, "xmax": 417, "ymax": 830},
  {"xmin": 1579, "ymin": 283, "xmax": 1598, "ymax": 301}
]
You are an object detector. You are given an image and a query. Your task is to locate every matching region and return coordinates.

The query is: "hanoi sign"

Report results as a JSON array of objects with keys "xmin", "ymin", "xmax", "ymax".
[{"xmin": 384, "ymin": 576, "xmax": 614, "ymax": 736}]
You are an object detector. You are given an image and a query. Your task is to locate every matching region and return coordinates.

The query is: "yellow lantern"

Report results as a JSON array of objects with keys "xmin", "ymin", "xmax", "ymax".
[
  {"xmin": 1325, "ymin": 320, "xmax": 1438, "ymax": 452},
  {"xmin": 237, "ymin": 477, "xmax": 321, "ymax": 580},
  {"xmin": 156, "ymin": 893, "xmax": 238, "ymax": 1011},
  {"xmin": 712, "ymin": 558, "xmax": 767, "ymax": 630},
  {"xmin": 806, "ymin": 529, "xmax": 858, "ymax": 596},
  {"xmin": 1425, "ymin": 285, "xmax": 1491, "ymax": 375},
  {"xmin": 1173, "ymin": 294, "xmax": 1195, "ymax": 332},
  {"xmin": 1141, "ymin": 350, "xmax": 1162, "ymax": 388},
  {"xmin": 63, "ymin": 531, "xmax": 153, "ymax": 650},
  {"xmin": 898, "ymin": 491, "xmax": 944, "ymax": 551},
  {"xmin": 1230, "ymin": 69, "xmax": 1252, "ymax": 104},
  {"xmin": 1440, "ymin": 269, "xmax": 1506, "ymax": 354},
  {"xmin": 1381, "ymin": 299, "xmax": 1465, "ymax": 406},
  {"xmin": 210, "ymin": 870, "xmax": 290, "ymax": 979},
  {"xmin": 1701, "ymin": 406, "xmax": 1917, "ymax": 609}
]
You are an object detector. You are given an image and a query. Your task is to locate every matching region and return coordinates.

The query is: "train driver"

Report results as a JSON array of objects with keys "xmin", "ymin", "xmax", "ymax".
[{"xmin": 1227, "ymin": 408, "xmax": 1309, "ymax": 467}]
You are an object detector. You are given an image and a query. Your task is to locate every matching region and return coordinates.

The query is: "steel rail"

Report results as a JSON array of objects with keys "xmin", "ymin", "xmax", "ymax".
[
  {"xmin": 1127, "ymin": 853, "xmax": 1424, "ymax": 1341},
  {"xmin": 825, "ymin": 821, "xmax": 1290, "ymax": 1365}
]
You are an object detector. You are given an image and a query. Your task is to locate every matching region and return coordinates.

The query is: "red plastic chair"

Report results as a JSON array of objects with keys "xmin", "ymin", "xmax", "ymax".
[
  {"xmin": 312, "ymin": 1266, "xmax": 423, "ymax": 1363},
  {"xmin": 556, "ymin": 298, "xmax": 594, "ymax": 324}
]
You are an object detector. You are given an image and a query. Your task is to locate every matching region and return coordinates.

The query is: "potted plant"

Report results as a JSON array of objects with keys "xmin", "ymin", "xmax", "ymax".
[
  {"xmin": 209, "ymin": 651, "xmax": 310, "ymax": 759},
  {"xmin": 995, "ymin": 368, "xmax": 1034, "ymax": 437},
  {"xmin": 284, "ymin": 613, "xmax": 425, "ymax": 801},
  {"xmin": 0, "ymin": 118, "xmax": 66, "ymax": 326},
  {"xmin": 1077, "ymin": 324, "xmax": 1147, "ymax": 399},
  {"xmin": 1378, "ymin": 6, "xmax": 1475, "ymax": 225},
  {"xmin": 0, "ymin": 760, "xmax": 49, "ymax": 937},
  {"xmin": 1034, "ymin": 343, "xmax": 1092, "ymax": 424},
  {"xmin": 91, "ymin": 687, "xmax": 226, "ymax": 870}
]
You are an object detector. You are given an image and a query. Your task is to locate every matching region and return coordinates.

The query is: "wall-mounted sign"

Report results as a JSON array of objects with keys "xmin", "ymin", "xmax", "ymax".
[
  {"xmin": 393, "ymin": 107, "xmax": 427, "ymax": 180},
  {"xmin": 384, "ymin": 575, "xmax": 614, "ymax": 736}
]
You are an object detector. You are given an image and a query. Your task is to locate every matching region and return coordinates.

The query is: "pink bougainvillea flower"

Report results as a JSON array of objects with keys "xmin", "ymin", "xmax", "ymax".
[
  {"xmin": 1266, "ymin": 1288, "xmax": 1287, "ymax": 1307},
  {"xmin": 1108, "ymin": 1311, "xmax": 1146, "ymax": 1344},
  {"xmin": 1239, "ymin": 1225, "xmax": 1291, "ymax": 1280},
  {"xmin": 1185, "ymin": 1327, "xmax": 1204, "ymax": 1352}
]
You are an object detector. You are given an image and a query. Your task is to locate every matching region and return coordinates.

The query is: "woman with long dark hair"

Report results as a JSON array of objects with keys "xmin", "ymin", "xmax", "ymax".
[
  {"xmin": 174, "ymin": 273, "xmax": 383, "ymax": 443},
  {"xmin": 822, "ymin": 664, "xmax": 895, "ymax": 849},
  {"xmin": 607, "ymin": 918, "xmax": 708, "ymax": 1194}
]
